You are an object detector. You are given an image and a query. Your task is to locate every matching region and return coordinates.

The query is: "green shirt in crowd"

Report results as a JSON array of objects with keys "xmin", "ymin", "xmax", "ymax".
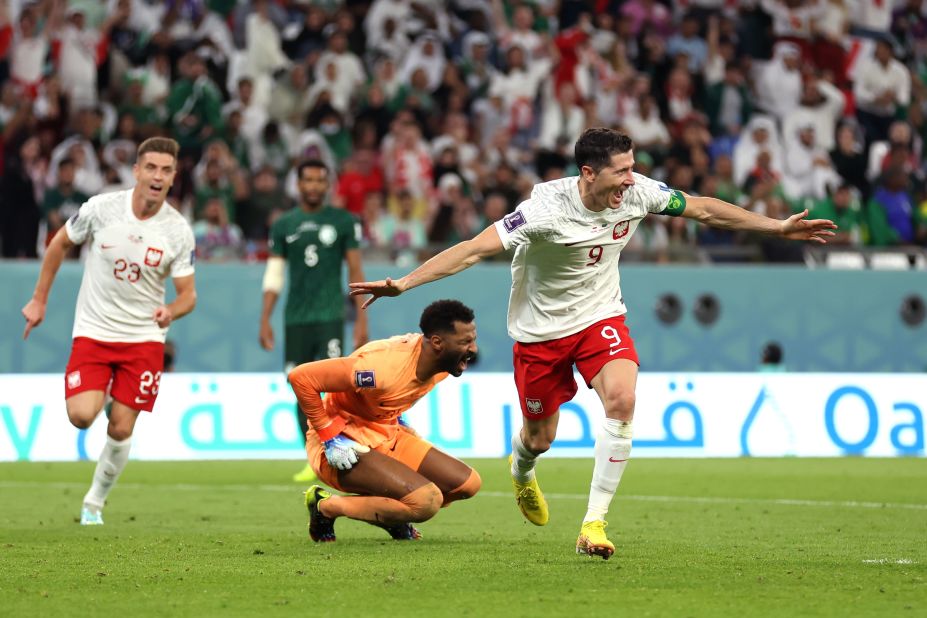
[{"xmin": 269, "ymin": 206, "xmax": 360, "ymax": 325}]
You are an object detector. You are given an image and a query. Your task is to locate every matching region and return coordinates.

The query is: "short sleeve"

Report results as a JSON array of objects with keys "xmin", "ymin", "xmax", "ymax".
[
  {"xmin": 171, "ymin": 225, "xmax": 196, "ymax": 278},
  {"xmin": 628, "ymin": 172, "xmax": 687, "ymax": 217},
  {"xmin": 268, "ymin": 216, "xmax": 286, "ymax": 258},
  {"xmin": 493, "ymin": 199, "xmax": 555, "ymax": 250},
  {"xmin": 64, "ymin": 198, "xmax": 98, "ymax": 244},
  {"xmin": 343, "ymin": 212, "xmax": 361, "ymax": 251}
]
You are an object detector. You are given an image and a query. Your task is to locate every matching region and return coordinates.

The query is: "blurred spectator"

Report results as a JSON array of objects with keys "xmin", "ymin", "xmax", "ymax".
[
  {"xmin": 783, "ymin": 73, "xmax": 846, "ymax": 153},
  {"xmin": 382, "ymin": 116, "xmax": 433, "ymax": 210},
  {"xmin": 755, "ymin": 41, "xmax": 803, "ymax": 121},
  {"xmin": 315, "ymin": 31, "xmax": 366, "ymax": 111},
  {"xmin": 782, "ymin": 122, "xmax": 841, "ymax": 201},
  {"xmin": 704, "ymin": 53, "xmax": 752, "ymax": 139},
  {"xmin": 399, "ymin": 33, "xmax": 445, "ymax": 92},
  {"xmin": 282, "ymin": 6, "xmax": 326, "ymax": 62},
  {"xmin": 335, "ymin": 149, "xmax": 385, "ymax": 217},
  {"xmin": 537, "ymin": 82, "xmax": 585, "ymax": 156},
  {"xmin": 47, "ymin": 135, "xmax": 103, "ymax": 196},
  {"xmin": 808, "ymin": 183, "xmax": 863, "ymax": 246},
  {"xmin": 361, "ymin": 190, "xmax": 388, "ymax": 247},
  {"xmin": 223, "ymin": 76, "xmax": 267, "ymax": 147},
  {"xmin": 493, "ymin": 0, "xmax": 546, "ymax": 61},
  {"xmin": 621, "ymin": 0, "xmax": 673, "ymax": 39},
  {"xmin": 193, "ymin": 141, "xmax": 248, "ymax": 222},
  {"xmin": 41, "ymin": 157, "xmax": 89, "ymax": 246},
  {"xmin": 166, "ymin": 51, "xmax": 224, "ymax": 156},
  {"xmin": 866, "ymin": 165, "xmax": 916, "ymax": 245},
  {"xmin": 241, "ymin": 164, "xmax": 290, "ymax": 241},
  {"xmin": 119, "ymin": 72, "xmax": 162, "ymax": 137},
  {"xmin": 892, "ymin": 0, "xmax": 927, "ymax": 65},
  {"xmin": 54, "ymin": 5, "xmax": 123, "ymax": 108},
  {"xmin": 193, "ymin": 196, "xmax": 245, "ymax": 262},
  {"xmin": 480, "ymin": 191, "xmax": 510, "ymax": 226},
  {"xmin": 374, "ymin": 188, "xmax": 427, "ymax": 265},
  {"xmin": 733, "ymin": 115, "xmax": 784, "ymax": 188},
  {"xmin": 243, "ymin": 0, "xmax": 289, "ymax": 79},
  {"xmin": 310, "ymin": 104, "xmax": 352, "ymax": 166},
  {"xmin": 830, "ymin": 121, "xmax": 870, "ymax": 198},
  {"xmin": 267, "ymin": 65, "xmax": 312, "ymax": 128},
  {"xmin": 812, "ymin": 0, "xmax": 850, "ymax": 86},
  {"xmin": 457, "ymin": 30, "xmax": 495, "ymax": 102},
  {"xmin": 853, "ymin": 36, "xmax": 911, "ymax": 143},
  {"xmin": 623, "ymin": 94, "xmax": 671, "ymax": 160},
  {"xmin": 759, "ymin": 0, "xmax": 824, "ymax": 61},
  {"xmin": 3, "ymin": 4, "xmax": 59, "ymax": 100},
  {"xmin": 0, "ymin": 134, "xmax": 43, "ymax": 258},
  {"xmin": 849, "ymin": 0, "xmax": 894, "ymax": 37},
  {"xmin": 667, "ymin": 13, "xmax": 708, "ymax": 73}
]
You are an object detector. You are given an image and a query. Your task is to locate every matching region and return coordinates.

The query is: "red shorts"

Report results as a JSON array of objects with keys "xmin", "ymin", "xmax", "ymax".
[
  {"xmin": 513, "ymin": 315, "xmax": 639, "ymax": 419},
  {"xmin": 64, "ymin": 337, "xmax": 165, "ymax": 412}
]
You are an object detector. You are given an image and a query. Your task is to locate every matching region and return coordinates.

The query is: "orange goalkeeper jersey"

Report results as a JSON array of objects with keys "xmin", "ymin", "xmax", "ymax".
[{"xmin": 288, "ymin": 334, "xmax": 448, "ymax": 446}]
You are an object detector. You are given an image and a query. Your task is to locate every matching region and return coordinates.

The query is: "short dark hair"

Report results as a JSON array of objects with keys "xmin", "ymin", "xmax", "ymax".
[
  {"xmin": 137, "ymin": 137, "xmax": 179, "ymax": 162},
  {"xmin": 419, "ymin": 300, "xmax": 475, "ymax": 337},
  {"xmin": 297, "ymin": 159, "xmax": 329, "ymax": 179},
  {"xmin": 574, "ymin": 128, "xmax": 633, "ymax": 172},
  {"xmin": 762, "ymin": 342, "xmax": 783, "ymax": 365}
]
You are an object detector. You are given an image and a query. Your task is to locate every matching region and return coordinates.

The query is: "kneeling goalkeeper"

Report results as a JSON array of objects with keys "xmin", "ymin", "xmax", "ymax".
[{"xmin": 289, "ymin": 299, "xmax": 482, "ymax": 542}]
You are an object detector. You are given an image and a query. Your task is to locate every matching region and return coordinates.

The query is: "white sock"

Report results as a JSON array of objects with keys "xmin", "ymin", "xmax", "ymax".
[
  {"xmin": 510, "ymin": 432, "xmax": 538, "ymax": 483},
  {"xmin": 83, "ymin": 435, "xmax": 132, "ymax": 510},
  {"xmin": 584, "ymin": 419, "xmax": 632, "ymax": 522}
]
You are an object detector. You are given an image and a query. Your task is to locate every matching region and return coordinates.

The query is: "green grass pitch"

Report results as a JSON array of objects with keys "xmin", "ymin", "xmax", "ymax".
[{"xmin": 1, "ymin": 458, "xmax": 925, "ymax": 617}]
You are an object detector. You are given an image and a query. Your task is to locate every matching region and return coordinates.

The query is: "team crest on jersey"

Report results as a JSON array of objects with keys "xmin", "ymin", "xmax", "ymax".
[
  {"xmin": 355, "ymin": 370, "xmax": 376, "ymax": 388},
  {"xmin": 503, "ymin": 211, "xmax": 526, "ymax": 232},
  {"xmin": 145, "ymin": 247, "xmax": 163, "ymax": 267},
  {"xmin": 67, "ymin": 371, "xmax": 81, "ymax": 389},
  {"xmin": 525, "ymin": 398, "xmax": 543, "ymax": 414},
  {"xmin": 613, "ymin": 221, "xmax": 630, "ymax": 240},
  {"xmin": 318, "ymin": 224, "xmax": 337, "ymax": 246}
]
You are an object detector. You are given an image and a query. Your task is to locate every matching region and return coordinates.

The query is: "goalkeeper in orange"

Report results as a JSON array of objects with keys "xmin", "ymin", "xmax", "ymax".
[{"xmin": 288, "ymin": 299, "xmax": 482, "ymax": 542}]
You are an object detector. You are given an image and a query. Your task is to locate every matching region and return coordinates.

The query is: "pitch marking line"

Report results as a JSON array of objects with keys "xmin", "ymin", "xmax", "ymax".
[
  {"xmin": 862, "ymin": 559, "xmax": 917, "ymax": 565},
  {"xmin": 2, "ymin": 482, "xmax": 927, "ymax": 511}
]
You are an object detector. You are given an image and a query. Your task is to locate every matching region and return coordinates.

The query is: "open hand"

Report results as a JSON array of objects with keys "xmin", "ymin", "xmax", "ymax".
[
  {"xmin": 780, "ymin": 209, "xmax": 838, "ymax": 243},
  {"xmin": 348, "ymin": 277, "xmax": 405, "ymax": 309}
]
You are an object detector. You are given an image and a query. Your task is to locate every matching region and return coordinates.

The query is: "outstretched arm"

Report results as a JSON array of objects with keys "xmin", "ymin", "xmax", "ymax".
[
  {"xmin": 349, "ymin": 224, "xmax": 505, "ymax": 308},
  {"xmin": 681, "ymin": 195, "xmax": 837, "ymax": 242},
  {"xmin": 22, "ymin": 227, "xmax": 77, "ymax": 339}
]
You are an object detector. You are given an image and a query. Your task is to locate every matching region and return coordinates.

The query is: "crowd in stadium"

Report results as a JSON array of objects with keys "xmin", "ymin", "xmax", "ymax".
[{"xmin": 0, "ymin": 0, "xmax": 926, "ymax": 264}]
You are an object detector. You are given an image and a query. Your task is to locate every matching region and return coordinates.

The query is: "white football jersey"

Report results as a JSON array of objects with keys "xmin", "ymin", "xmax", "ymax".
[
  {"xmin": 494, "ymin": 174, "xmax": 685, "ymax": 342},
  {"xmin": 65, "ymin": 189, "xmax": 195, "ymax": 343}
]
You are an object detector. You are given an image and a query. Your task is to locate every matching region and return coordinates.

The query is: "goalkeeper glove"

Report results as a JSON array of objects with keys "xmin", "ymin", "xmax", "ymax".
[{"xmin": 323, "ymin": 434, "xmax": 370, "ymax": 470}]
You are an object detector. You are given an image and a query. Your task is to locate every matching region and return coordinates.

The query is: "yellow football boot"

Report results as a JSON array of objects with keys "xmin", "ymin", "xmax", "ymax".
[
  {"xmin": 508, "ymin": 455, "xmax": 549, "ymax": 526},
  {"xmin": 576, "ymin": 520, "xmax": 615, "ymax": 560}
]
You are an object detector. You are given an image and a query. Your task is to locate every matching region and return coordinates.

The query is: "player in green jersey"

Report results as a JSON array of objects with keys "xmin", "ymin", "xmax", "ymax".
[{"xmin": 260, "ymin": 159, "xmax": 369, "ymax": 482}]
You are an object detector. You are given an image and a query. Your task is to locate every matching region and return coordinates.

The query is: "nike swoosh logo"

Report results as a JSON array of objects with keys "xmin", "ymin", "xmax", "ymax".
[
  {"xmin": 608, "ymin": 457, "xmax": 627, "ymax": 463},
  {"xmin": 101, "ymin": 244, "xmax": 116, "ymax": 249},
  {"xmin": 134, "ymin": 396, "xmax": 148, "ymax": 404},
  {"xmin": 285, "ymin": 233, "xmax": 301, "ymax": 244},
  {"xmin": 609, "ymin": 347, "xmax": 629, "ymax": 355}
]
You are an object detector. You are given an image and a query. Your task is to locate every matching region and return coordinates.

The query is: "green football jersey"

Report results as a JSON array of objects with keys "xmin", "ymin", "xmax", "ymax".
[{"xmin": 269, "ymin": 206, "xmax": 361, "ymax": 325}]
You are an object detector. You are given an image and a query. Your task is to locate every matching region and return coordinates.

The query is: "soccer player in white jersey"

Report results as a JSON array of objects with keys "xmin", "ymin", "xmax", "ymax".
[
  {"xmin": 350, "ymin": 128, "xmax": 837, "ymax": 559},
  {"xmin": 21, "ymin": 137, "xmax": 196, "ymax": 526}
]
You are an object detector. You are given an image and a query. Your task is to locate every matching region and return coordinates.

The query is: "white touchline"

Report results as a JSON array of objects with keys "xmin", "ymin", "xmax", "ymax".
[
  {"xmin": 862, "ymin": 559, "xmax": 916, "ymax": 565},
  {"xmin": 2, "ymin": 481, "xmax": 926, "ymax": 511}
]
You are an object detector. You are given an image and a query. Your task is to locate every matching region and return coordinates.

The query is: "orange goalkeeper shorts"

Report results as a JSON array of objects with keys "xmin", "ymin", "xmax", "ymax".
[{"xmin": 305, "ymin": 420, "xmax": 433, "ymax": 493}]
